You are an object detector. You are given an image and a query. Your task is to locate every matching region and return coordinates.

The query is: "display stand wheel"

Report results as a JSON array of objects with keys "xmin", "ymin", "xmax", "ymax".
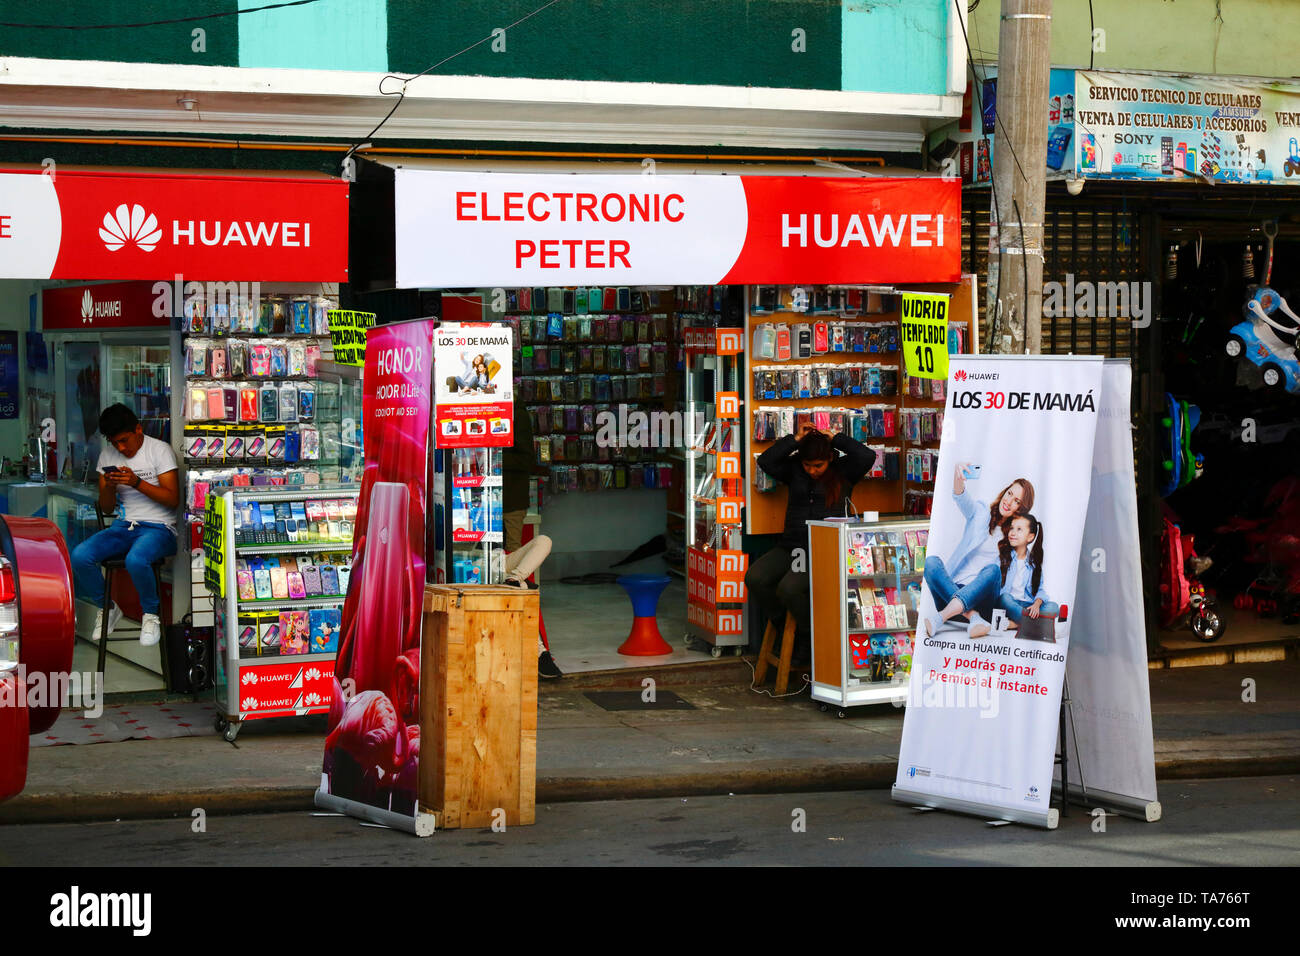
[
  {"xmin": 222, "ymin": 720, "xmax": 242, "ymax": 743},
  {"xmin": 818, "ymin": 703, "xmax": 829, "ymax": 713},
  {"xmin": 836, "ymin": 709, "xmax": 847, "ymax": 719},
  {"xmin": 733, "ymin": 645, "xmax": 746, "ymax": 657},
  {"xmin": 214, "ymin": 714, "xmax": 228, "ymax": 734},
  {"xmin": 710, "ymin": 645, "xmax": 723, "ymax": 659}
]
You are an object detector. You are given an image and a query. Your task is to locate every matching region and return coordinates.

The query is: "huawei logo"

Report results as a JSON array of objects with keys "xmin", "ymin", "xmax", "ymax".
[
  {"xmin": 954, "ymin": 369, "xmax": 968, "ymax": 381},
  {"xmin": 80, "ymin": 289, "xmax": 93, "ymax": 323},
  {"xmin": 99, "ymin": 203, "xmax": 162, "ymax": 252}
]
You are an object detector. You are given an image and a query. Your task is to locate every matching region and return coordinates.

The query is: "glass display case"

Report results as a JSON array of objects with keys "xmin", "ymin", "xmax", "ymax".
[
  {"xmin": 46, "ymin": 482, "xmax": 101, "ymax": 555},
  {"xmin": 315, "ymin": 360, "xmax": 363, "ymax": 485},
  {"xmin": 807, "ymin": 515, "xmax": 926, "ymax": 714},
  {"xmin": 431, "ymin": 447, "xmax": 505, "ymax": 585},
  {"xmin": 107, "ymin": 344, "xmax": 171, "ymax": 442}
]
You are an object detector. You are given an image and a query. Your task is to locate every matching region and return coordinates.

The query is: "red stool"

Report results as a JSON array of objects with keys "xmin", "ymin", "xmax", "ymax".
[{"xmin": 616, "ymin": 574, "xmax": 673, "ymax": 656}]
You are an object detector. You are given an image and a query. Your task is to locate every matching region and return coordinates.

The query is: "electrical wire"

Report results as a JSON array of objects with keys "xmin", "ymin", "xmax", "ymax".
[
  {"xmin": 1088, "ymin": 0, "xmax": 1095, "ymax": 70},
  {"xmin": 0, "ymin": 0, "xmax": 323, "ymax": 29},
  {"xmin": 341, "ymin": 0, "xmax": 567, "ymax": 166}
]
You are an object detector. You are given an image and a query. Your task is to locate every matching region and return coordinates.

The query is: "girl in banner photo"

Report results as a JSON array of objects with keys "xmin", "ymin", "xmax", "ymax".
[
  {"xmin": 996, "ymin": 513, "xmax": 1060, "ymax": 627},
  {"xmin": 922, "ymin": 462, "xmax": 1035, "ymax": 639}
]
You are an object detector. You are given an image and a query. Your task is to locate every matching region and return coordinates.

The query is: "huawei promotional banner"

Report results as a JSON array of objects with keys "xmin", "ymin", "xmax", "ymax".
[
  {"xmin": 434, "ymin": 322, "xmax": 515, "ymax": 448},
  {"xmin": 317, "ymin": 319, "xmax": 435, "ymax": 835},
  {"xmin": 894, "ymin": 355, "xmax": 1106, "ymax": 828},
  {"xmin": 394, "ymin": 170, "xmax": 960, "ymax": 287}
]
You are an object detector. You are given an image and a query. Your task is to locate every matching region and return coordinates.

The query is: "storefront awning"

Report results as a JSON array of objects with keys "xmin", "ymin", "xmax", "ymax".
[
  {"xmin": 0, "ymin": 165, "xmax": 349, "ymax": 282},
  {"xmin": 361, "ymin": 156, "xmax": 959, "ymax": 288}
]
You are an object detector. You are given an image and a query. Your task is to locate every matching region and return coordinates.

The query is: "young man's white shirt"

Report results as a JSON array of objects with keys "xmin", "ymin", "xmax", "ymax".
[{"xmin": 97, "ymin": 435, "xmax": 178, "ymax": 533}]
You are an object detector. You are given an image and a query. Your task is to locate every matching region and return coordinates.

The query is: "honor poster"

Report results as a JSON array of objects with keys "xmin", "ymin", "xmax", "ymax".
[
  {"xmin": 433, "ymin": 322, "xmax": 514, "ymax": 448},
  {"xmin": 895, "ymin": 355, "xmax": 1105, "ymax": 827},
  {"xmin": 322, "ymin": 319, "xmax": 434, "ymax": 825}
]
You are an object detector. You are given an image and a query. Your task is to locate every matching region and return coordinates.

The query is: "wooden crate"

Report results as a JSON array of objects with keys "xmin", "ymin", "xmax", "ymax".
[{"xmin": 419, "ymin": 584, "xmax": 539, "ymax": 830}]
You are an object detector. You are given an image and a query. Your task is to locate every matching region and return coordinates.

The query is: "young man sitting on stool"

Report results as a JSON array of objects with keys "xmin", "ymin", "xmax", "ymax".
[{"xmin": 71, "ymin": 403, "xmax": 180, "ymax": 648}]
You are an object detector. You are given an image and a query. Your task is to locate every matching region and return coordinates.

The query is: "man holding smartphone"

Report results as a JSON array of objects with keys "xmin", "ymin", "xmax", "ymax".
[{"xmin": 70, "ymin": 403, "xmax": 180, "ymax": 647}]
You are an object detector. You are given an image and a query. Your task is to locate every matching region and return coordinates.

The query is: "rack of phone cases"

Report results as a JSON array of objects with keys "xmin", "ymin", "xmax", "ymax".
[
  {"xmin": 744, "ymin": 286, "xmax": 905, "ymax": 532},
  {"xmin": 901, "ymin": 321, "xmax": 971, "ymax": 517},
  {"xmin": 681, "ymin": 286, "xmax": 747, "ymax": 656},
  {"xmin": 211, "ymin": 485, "xmax": 359, "ymax": 740},
  {"xmin": 498, "ymin": 287, "xmax": 675, "ymax": 496},
  {"xmin": 744, "ymin": 281, "xmax": 977, "ymax": 529},
  {"xmin": 431, "ymin": 446, "xmax": 506, "ymax": 585},
  {"xmin": 807, "ymin": 516, "xmax": 928, "ymax": 713}
]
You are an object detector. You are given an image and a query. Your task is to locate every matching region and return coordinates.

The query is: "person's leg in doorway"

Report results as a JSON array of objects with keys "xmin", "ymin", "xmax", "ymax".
[
  {"xmin": 501, "ymin": 509, "xmax": 560, "ymax": 678},
  {"xmin": 71, "ymin": 521, "xmax": 134, "ymax": 641},
  {"xmin": 504, "ymin": 535, "xmax": 551, "ymax": 586},
  {"xmin": 122, "ymin": 523, "xmax": 177, "ymax": 647},
  {"xmin": 744, "ymin": 546, "xmax": 794, "ymax": 642},
  {"xmin": 776, "ymin": 568, "xmax": 812, "ymax": 667}
]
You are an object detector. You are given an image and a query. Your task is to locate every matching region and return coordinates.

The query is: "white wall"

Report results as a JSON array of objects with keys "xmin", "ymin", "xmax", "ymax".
[{"xmin": 539, "ymin": 488, "xmax": 668, "ymax": 578}]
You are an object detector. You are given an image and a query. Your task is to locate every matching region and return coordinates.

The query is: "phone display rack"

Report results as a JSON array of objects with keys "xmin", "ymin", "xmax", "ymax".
[
  {"xmin": 682, "ymin": 287, "xmax": 748, "ymax": 657},
  {"xmin": 807, "ymin": 516, "xmax": 928, "ymax": 715},
  {"xmin": 211, "ymin": 484, "xmax": 359, "ymax": 742},
  {"xmin": 431, "ymin": 446, "xmax": 506, "ymax": 586}
]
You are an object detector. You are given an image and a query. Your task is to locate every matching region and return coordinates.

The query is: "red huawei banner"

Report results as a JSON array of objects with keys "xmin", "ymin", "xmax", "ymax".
[
  {"xmin": 1, "ymin": 169, "xmax": 348, "ymax": 281},
  {"xmin": 42, "ymin": 281, "xmax": 169, "ymax": 330},
  {"xmin": 721, "ymin": 177, "xmax": 960, "ymax": 284}
]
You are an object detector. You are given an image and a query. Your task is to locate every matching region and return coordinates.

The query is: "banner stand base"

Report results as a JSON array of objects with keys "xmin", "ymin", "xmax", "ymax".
[
  {"xmin": 1052, "ymin": 782, "xmax": 1162, "ymax": 823},
  {"xmin": 892, "ymin": 786, "xmax": 1059, "ymax": 830},
  {"xmin": 314, "ymin": 788, "xmax": 438, "ymax": 837}
]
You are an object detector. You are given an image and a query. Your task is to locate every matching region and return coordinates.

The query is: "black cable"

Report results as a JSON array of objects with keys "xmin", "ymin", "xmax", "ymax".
[
  {"xmin": 1014, "ymin": 197, "xmax": 1031, "ymax": 350},
  {"xmin": 341, "ymin": 0, "xmax": 567, "ymax": 166},
  {"xmin": 0, "ymin": 0, "xmax": 323, "ymax": 29},
  {"xmin": 1089, "ymin": 0, "xmax": 1095, "ymax": 70}
]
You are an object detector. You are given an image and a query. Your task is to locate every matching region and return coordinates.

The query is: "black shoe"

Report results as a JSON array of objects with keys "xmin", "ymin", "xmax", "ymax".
[
  {"xmin": 503, "ymin": 577, "xmax": 538, "ymax": 589},
  {"xmin": 538, "ymin": 650, "xmax": 563, "ymax": 679}
]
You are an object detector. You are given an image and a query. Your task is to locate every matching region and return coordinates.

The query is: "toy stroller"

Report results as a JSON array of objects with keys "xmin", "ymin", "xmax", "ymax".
[{"xmin": 1160, "ymin": 513, "xmax": 1225, "ymax": 642}]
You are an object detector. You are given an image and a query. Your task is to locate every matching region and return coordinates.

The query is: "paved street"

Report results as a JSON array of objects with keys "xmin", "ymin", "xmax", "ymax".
[{"xmin": 4, "ymin": 775, "xmax": 1295, "ymax": 867}]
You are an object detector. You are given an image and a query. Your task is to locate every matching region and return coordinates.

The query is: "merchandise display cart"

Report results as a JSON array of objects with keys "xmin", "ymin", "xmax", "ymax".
[
  {"xmin": 807, "ymin": 516, "xmax": 927, "ymax": 715},
  {"xmin": 210, "ymin": 484, "xmax": 360, "ymax": 741}
]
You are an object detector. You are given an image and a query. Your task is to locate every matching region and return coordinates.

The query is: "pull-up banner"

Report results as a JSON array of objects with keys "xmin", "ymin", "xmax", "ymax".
[
  {"xmin": 394, "ymin": 170, "xmax": 960, "ymax": 286},
  {"xmin": 894, "ymin": 354, "xmax": 1109, "ymax": 829}
]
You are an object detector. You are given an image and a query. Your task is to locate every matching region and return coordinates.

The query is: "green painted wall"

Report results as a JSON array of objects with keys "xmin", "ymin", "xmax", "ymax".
[
  {"xmin": 0, "ymin": 0, "xmax": 239, "ymax": 65},
  {"xmin": 0, "ymin": 0, "xmax": 955, "ymax": 95},
  {"xmin": 968, "ymin": 0, "xmax": 1300, "ymax": 78}
]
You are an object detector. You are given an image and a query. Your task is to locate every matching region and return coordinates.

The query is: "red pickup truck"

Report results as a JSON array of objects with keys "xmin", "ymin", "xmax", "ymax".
[{"xmin": 0, "ymin": 516, "xmax": 76, "ymax": 802}]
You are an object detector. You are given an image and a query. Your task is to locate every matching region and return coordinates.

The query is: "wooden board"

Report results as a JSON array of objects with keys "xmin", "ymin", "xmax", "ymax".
[
  {"xmin": 419, "ymin": 585, "xmax": 539, "ymax": 829},
  {"xmin": 809, "ymin": 523, "xmax": 844, "ymax": 688}
]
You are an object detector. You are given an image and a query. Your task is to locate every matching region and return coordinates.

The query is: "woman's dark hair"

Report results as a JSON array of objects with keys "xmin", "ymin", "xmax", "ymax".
[
  {"xmin": 98, "ymin": 403, "xmax": 139, "ymax": 439},
  {"xmin": 987, "ymin": 477, "xmax": 1035, "ymax": 534},
  {"xmin": 998, "ymin": 513, "xmax": 1045, "ymax": 595},
  {"xmin": 798, "ymin": 431, "xmax": 843, "ymax": 507}
]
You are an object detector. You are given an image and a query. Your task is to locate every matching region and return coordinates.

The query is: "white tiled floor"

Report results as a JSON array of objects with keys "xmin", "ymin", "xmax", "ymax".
[
  {"xmin": 72, "ymin": 601, "xmax": 165, "ymax": 695},
  {"xmin": 542, "ymin": 575, "xmax": 727, "ymax": 673}
]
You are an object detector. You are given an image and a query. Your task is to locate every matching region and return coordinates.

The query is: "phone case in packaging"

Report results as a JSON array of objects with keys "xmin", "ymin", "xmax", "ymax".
[
  {"xmin": 813, "ymin": 322, "xmax": 829, "ymax": 353},
  {"xmin": 206, "ymin": 388, "xmax": 225, "ymax": 420},
  {"xmin": 259, "ymin": 386, "xmax": 278, "ymax": 423},
  {"xmin": 291, "ymin": 299, "xmax": 312, "ymax": 334},
  {"xmin": 278, "ymin": 386, "xmax": 298, "ymax": 423},
  {"xmin": 188, "ymin": 388, "xmax": 208, "ymax": 421},
  {"xmin": 270, "ymin": 345, "xmax": 288, "ymax": 378},
  {"xmin": 287, "ymin": 344, "xmax": 306, "ymax": 377},
  {"xmin": 210, "ymin": 348, "xmax": 227, "ymax": 379},
  {"xmin": 228, "ymin": 343, "xmax": 247, "ymax": 378},
  {"xmin": 775, "ymin": 326, "xmax": 791, "ymax": 361},
  {"xmin": 251, "ymin": 345, "xmax": 272, "ymax": 378}
]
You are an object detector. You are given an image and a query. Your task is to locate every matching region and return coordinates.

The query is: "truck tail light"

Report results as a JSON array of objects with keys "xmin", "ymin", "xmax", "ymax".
[
  {"xmin": 0, "ymin": 557, "xmax": 17, "ymax": 648},
  {"xmin": 0, "ymin": 560, "xmax": 14, "ymax": 605}
]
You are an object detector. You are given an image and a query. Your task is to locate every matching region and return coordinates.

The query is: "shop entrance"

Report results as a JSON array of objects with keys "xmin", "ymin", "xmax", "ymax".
[{"xmin": 1158, "ymin": 215, "xmax": 1300, "ymax": 653}]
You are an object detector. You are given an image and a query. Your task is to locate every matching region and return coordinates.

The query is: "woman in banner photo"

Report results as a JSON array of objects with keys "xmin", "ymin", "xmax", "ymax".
[
  {"xmin": 922, "ymin": 463, "xmax": 1035, "ymax": 639},
  {"xmin": 746, "ymin": 424, "xmax": 875, "ymax": 666},
  {"xmin": 996, "ymin": 513, "xmax": 1060, "ymax": 627}
]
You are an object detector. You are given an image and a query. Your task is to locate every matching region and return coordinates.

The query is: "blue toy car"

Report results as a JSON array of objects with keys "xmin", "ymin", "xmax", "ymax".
[{"xmin": 1225, "ymin": 287, "xmax": 1300, "ymax": 393}]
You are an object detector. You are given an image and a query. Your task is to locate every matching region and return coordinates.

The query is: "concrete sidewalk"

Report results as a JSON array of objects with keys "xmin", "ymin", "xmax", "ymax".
[{"xmin": 3, "ymin": 659, "xmax": 1298, "ymax": 824}]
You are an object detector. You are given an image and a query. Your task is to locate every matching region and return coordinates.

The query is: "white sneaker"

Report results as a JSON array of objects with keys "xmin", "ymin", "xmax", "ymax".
[
  {"xmin": 89, "ymin": 603, "xmax": 124, "ymax": 643},
  {"xmin": 140, "ymin": 613, "xmax": 162, "ymax": 647}
]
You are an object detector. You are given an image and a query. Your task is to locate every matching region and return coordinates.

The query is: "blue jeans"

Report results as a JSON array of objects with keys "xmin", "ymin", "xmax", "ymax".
[
  {"xmin": 924, "ymin": 556, "xmax": 1000, "ymax": 621},
  {"xmin": 999, "ymin": 595, "xmax": 1060, "ymax": 624},
  {"xmin": 71, "ymin": 520, "xmax": 177, "ymax": 615}
]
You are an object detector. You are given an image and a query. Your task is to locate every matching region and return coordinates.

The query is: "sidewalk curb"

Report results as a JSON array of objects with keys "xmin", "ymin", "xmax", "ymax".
[{"xmin": 5, "ymin": 753, "xmax": 1298, "ymax": 825}]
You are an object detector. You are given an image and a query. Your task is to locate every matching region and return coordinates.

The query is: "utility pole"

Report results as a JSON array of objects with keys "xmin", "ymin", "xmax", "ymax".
[{"xmin": 988, "ymin": 0, "xmax": 1052, "ymax": 354}]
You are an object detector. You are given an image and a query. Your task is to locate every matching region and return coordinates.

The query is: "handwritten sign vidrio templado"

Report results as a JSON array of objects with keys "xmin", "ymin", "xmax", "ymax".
[
  {"xmin": 326, "ymin": 310, "xmax": 377, "ymax": 367},
  {"xmin": 900, "ymin": 292, "xmax": 951, "ymax": 380}
]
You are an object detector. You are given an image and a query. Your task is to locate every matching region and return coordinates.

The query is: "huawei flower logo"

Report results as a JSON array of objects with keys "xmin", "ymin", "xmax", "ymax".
[
  {"xmin": 80, "ymin": 289, "xmax": 94, "ymax": 323},
  {"xmin": 241, "ymin": 672, "xmax": 258, "ymax": 685},
  {"xmin": 954, "ymin": 369, "xmax": 968, "ymax": 382},
  {"xmin": 305, "ymin": 668, "xmax": 321, "ymax": 681},
  {"xmin": 99, "ymin": 203, "xmax": 162, "ymax": 252},
  {"xmin": 305, "ymin": 692, "xmax": 322, "ymax": 706},
  {"xmin": 241, "ymin": 696, "xmax": 258, "ymax": 711}
]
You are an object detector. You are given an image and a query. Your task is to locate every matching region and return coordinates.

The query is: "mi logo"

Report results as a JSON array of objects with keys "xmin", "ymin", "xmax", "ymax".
[
  {"xmin": 718, "ymin": 579, "xmax": 744, "ymax": 600},
  {"xmin": 717, "ymin": 497, "xmax": 744, "ymax": 524},
  {"xmin": 718, "ymin": 551, "xmax": 747, "ymax": 575},
  {"xmin": 716, "ymin": 329, "xmax": 743, "ymax": 355},
  {"xmin": 716, "ymin": 392, "xmax": 740, "ymax": 418},
  {"xmin": 717, "ymin": 611, "xmax": 743, "ymax": 634},
  {"xmin": 718, "ymin": 452, "xmax": 740, "ymax": 478}
]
